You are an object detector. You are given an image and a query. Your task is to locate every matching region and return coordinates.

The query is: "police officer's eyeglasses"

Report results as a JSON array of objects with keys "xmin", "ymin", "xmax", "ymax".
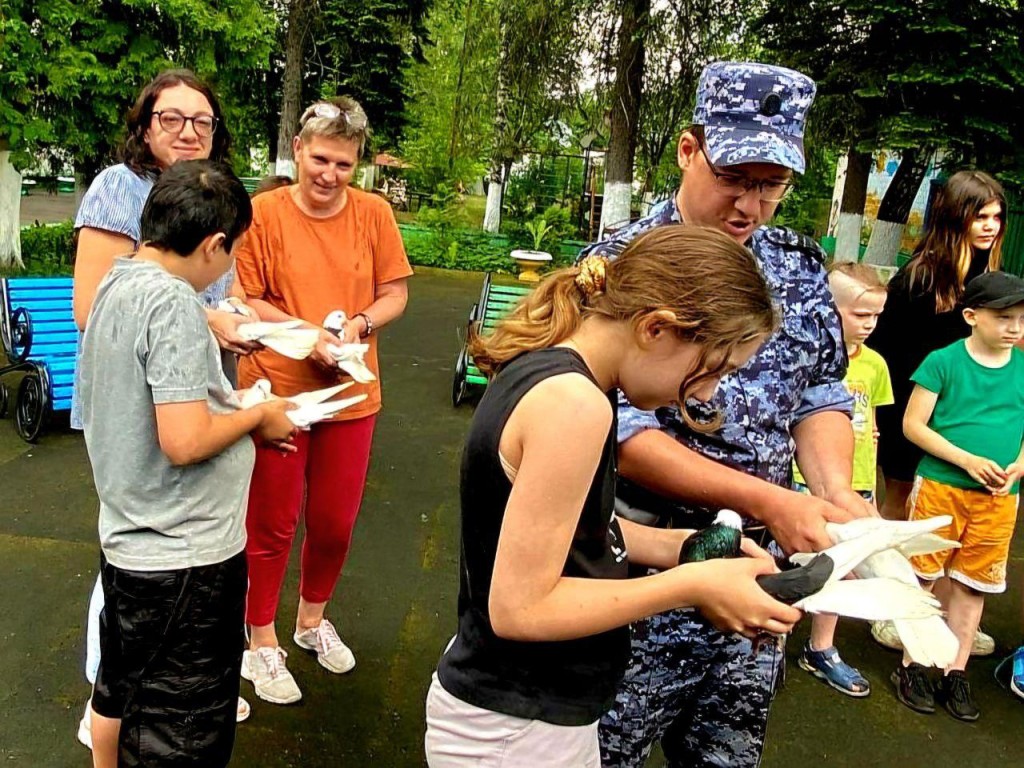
[
  {"xmin": 699, "ymin": 144, "xmax": 794, "ymax": 202},
  {"xmin": 299, "ymin": 102, "xmax": 368, "ymax": 130},
  {"xmin": 152, "ymin": 110, "xmax": 219, "ymax": 138}
]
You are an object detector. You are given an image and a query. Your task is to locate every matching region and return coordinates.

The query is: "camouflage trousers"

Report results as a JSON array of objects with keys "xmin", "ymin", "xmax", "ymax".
[{"xmin": 598, "ymin": 608, "xmax": 785, "ymax": 768}]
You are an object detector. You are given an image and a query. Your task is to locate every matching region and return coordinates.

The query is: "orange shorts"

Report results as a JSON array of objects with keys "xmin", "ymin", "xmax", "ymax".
[{"xmin": 907, "ymin": 476, "xmax": 1018, "ymax": 593}]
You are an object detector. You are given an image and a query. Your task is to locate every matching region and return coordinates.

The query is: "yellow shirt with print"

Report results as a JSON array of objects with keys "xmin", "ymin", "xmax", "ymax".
[{"xmin": 794, "ymin": 344, "xmax": 894, "ymax": 492}]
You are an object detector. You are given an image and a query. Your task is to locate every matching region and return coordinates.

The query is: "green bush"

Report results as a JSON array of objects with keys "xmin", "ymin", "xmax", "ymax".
[
  {"xmin": 399, "ymin": 223, "xmax": 585, "ymax": 273},
  {"xmin": 15, "ymin": 217, "xmax": 580, "ymax": 279},
  {"xmin": 17, "ymin": 220, "xmax": 75, "ymax": 276}
]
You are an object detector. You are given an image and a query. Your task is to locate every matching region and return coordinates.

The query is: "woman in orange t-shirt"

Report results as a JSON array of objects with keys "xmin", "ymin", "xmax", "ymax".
[{"xmin": 234, "ymin": 97, "xmax": 412, "ymax": 705}]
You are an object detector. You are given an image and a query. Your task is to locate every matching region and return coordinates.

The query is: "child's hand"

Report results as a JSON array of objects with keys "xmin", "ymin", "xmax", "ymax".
[
  {"xmin": 689, "ymin": 557, "xmax": 802, "ymax": 638},
  {"xmin": 256, "ymin": 400, "xmax": 299, "ymax": 453},
  {"xmin": 959, "ymin": 454, "xmax": 1008, "ymax": 489},
  {"xmin": 992, "ymin": 462, "xmax": 1023, "ymax": 496}
]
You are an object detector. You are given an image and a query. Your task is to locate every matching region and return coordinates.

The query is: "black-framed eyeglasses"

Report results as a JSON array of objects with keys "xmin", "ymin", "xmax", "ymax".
[
  {"xmin": 152, "ymin": 110, "xmax": 219, "ymax": 138},
  {"xmin": 698, "ymin": 143, "xmax": 795, "ymax": 202}
]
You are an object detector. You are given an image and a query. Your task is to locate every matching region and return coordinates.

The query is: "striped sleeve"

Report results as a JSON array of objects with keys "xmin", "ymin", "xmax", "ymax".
[{"xmin": 74, "ymin": 165, "xmax": 153, "ymax": 246}]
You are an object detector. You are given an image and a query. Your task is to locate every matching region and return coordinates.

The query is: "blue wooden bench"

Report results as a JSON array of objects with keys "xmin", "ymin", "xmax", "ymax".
[
  {"xmin": 452, "ymin": 273, "xmax": 533, "ymax": 406},
  {"xmin": 0, "ymin": 277, "xmax": 77, "ymax": 442}
]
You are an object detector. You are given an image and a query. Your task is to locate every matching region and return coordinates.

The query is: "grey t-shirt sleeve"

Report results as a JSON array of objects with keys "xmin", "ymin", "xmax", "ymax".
[{"xmin": 140, "ymin": 285, "xmax": 211, "ymax": 404}]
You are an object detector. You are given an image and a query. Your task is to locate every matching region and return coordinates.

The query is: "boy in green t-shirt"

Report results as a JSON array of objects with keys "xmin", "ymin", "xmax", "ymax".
[
  {"xmin": 796, "ymin": 263, "xmax": 893, "ymax": 697},
  {"xmin": 895, "ymin": 271, "xmax": 1024, "ymax": 722}
]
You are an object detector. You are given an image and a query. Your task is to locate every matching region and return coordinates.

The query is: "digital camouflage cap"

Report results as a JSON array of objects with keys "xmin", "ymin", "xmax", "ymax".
[{"xmin": 693, "ymin": 61, "xmax": 816, "ymax": 174}]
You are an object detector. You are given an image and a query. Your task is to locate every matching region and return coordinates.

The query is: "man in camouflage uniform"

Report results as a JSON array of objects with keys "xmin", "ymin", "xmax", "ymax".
[{"xmin": 584, "ymin": 62, "xmax": 876, "ymax": 767}]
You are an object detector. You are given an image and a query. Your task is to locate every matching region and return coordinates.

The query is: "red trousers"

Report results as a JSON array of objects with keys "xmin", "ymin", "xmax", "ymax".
[{"xmin": 244, "ymin": 415, "xmax": 376, "ymax": 627}]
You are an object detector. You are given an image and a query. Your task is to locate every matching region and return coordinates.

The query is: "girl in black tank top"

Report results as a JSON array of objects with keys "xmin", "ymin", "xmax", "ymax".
[{"xmin": 426, "ymin": 226, "xmax": 802, "ymax": 767}]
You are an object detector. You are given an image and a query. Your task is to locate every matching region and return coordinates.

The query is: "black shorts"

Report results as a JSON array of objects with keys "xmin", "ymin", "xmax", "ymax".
[{"xmin": 93, "ymin": 551, "xmax": 247, "ymax": 768}]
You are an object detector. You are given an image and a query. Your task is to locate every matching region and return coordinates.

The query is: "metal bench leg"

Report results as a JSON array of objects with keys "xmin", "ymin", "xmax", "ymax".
[{"xmin": 15, "ymin": 369, "xmax": 48, "ymax": 442}]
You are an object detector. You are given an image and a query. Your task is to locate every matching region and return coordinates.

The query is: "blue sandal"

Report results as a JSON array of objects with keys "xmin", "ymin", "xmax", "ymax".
[{"xmin": 799, "ymin": 643, "xmax": 871, "ymax": 698}]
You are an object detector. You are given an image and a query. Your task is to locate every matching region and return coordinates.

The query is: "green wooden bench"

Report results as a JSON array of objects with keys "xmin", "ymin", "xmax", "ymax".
[
  {"xmin": 452, "ymin": 273, "xmax": 533, "ymax": 406},
  {"xmin": 239, "ymin": 177, "xmax": 261, "ymax": 195}
]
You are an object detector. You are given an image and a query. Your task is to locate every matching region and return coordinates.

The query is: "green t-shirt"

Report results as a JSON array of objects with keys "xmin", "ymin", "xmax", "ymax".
[
  {"xmin": 912, "ymin": 339, "xmax": 1024, "ymax": 492},
  {"xmin": 794, "ymin": 344, "xmax": 894, "ymax": 491}
]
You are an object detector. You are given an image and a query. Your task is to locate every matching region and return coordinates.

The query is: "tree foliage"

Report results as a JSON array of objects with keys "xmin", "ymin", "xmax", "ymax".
[
  {"xmin": 0, "ymin": 0, "xmax": 276, "ymax": 177},
  {"xmin": 756, "ymin": 0, "xmax": 1024, "ymax": 191},
  {"xmin": 400, "ymin": 0, "xmax": 499, "ymax": 189}
]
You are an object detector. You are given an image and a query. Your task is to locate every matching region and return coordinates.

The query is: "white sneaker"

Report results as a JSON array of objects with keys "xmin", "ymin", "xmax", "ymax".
[
  {"xmin": 871, "ymin": 620, "xmax": 902, "ymax": 650},
  {"xmin": 294, "ymin": 618, "xmax": 356, "ymax": 674},
  {"xmin": 972, "ymin": 628, "xmax": 995, "ymax": 657},
  {"xmin": 241, "ymin": 647, "xmax": 302, "ymax": 705},
  {"xmin": 77, "ymin": 699, "xmax": 92, "ymax": 750},
  {"xmin": 873, "ymin": 620, "xmax": 995, "ymax": 656}
]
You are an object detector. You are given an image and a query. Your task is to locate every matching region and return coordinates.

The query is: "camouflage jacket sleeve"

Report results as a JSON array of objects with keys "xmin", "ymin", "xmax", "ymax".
[{"xmin": 754, "ymin": 228, "xmax": 853, "ymax": 423}]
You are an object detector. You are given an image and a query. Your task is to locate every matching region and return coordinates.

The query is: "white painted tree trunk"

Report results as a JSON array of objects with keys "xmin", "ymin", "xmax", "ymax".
[
  {"xmin": 275, "ymin": 158, "xmax": 297, "ymax": 179},
  {"xmin": 600, "ymin": 181, "xmax": 632, "ymax": 238},
  {"xmin": 827, "ymin": 153, "xmax": 847, "ymax": 237},
  {"xmin": 863, "ymin": 219, "xmax": 905, "ymax": 267},
  {"xmin": 483, "ymin": 179, "xmax": 502, "ymax": 233},
  {"xmin": 834, "ymin": 213, "xmax": 863, "ymax": 262},
  {"xmin": 0, "ymin": 151, "xmax": 24, "ymax": 269}
]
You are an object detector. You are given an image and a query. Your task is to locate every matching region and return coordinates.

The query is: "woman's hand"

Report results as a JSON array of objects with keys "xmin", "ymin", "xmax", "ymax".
[
  {"xmin": 688, "ymin": 556, "xmax": 802, "ymax": 638},
  {"xmin": 309, "ymin": 328, "xmax": 346, "ymax": 374},
  {"xmin": 206, "ymin": 309, "xmax": 262, "ymax": 355},
  {"xmin": 339, "ymin": 314, "xmax": 367, "ymax": 344}
]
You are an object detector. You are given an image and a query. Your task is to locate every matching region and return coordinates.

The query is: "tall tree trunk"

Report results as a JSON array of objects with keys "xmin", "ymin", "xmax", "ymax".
[
  {"xmin": 835, "ymin": 148, "xmax": 871, "ymax": 262},
  {"xmin": 276, "ymin": 0, "xmax": 316, "ymax": 178},
  {"xmin": 599, "ymin": 0, "xmax": 649, "ymax": 236},
  {"xmin": 483, "ymin": 22, "xmax": 512, "ymax": 234},
  {"xmin": 448, "ymin": 0, "xmax": 475, "ymax": 172},
  {"xmin": 0, "ymin": 142, "xmax": 24, "ymax": 269},
  {"xmin": 864, "ymin": 148, "xmax": 932, "ymax": 267}
]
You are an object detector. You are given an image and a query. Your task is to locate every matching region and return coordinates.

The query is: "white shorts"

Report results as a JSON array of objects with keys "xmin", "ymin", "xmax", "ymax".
[{"xmin": 424, "ymin": 673, "xmax": 600, "ymax": 767}]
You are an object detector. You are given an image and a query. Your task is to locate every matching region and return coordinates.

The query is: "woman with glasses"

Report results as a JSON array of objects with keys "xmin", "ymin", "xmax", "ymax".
[
  {"xmin": 72, "ymin": 69, "xmax": 257, "ymax": 766},
  {"xmin": 234, "ymin": 96, "xmax": 412, "ymax": 705}
]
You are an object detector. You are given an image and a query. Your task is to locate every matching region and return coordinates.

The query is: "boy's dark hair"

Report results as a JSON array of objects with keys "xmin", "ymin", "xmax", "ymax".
[
  {"xmin": 140, "ymin": 160, "xmax": 253, "ymax": 255},
  {"xmin": 122, "ymin": 69, "xmax": 231, "ymax": 175}
]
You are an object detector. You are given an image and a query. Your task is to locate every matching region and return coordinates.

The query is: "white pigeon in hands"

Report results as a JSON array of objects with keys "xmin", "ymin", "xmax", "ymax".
[
  {"xmin": 821, "ymin": 516, "xmax": 961, "ymax": 668},
  {"xmin": 327, "ymin": 342, "xmax": 377, "ymax": 383},
  {"xmin": 759, "ymin": 516, "xmax": 956, "ymax": 624},
  {"xmin": 237, "ymin": 320, "xmax": 320, "ymax": 360},
  {"xmin": 238, "ymin": 379, "xmax": 368, "ymax": 428}
]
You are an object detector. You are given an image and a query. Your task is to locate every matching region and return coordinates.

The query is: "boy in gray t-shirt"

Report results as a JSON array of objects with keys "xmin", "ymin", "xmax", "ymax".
[{"xmin": 80, "ymin": 160, "xmax": 296, "ymax": 766}]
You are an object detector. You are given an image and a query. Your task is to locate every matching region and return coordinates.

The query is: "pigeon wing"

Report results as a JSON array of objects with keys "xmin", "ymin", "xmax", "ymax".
[{"xmin": 795, "ymin": 578, "xmax": 942, "ymax": 621}]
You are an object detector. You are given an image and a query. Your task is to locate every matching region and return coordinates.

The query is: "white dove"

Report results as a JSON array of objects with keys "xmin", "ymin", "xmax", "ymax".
[
  {"xmin": 238, "ymin": 379, "xmax": 368, "ymax": 428},
  {"xmin": 819, "ymin": 516, "xmax": 961, "ymax": 668},
  {"xmin": 237, "ymin": 320, "xmax": 320, "ymax": 360},
  {"xmin": 771, "ymin": 515, "xmax": 956, "ymax": 623},
  {"xmin": 327, "ymin": 342, "xmax": 377, "ymax": 383}
]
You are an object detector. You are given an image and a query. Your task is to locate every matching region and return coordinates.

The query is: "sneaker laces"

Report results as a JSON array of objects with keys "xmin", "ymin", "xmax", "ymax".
[
  {"xmin": 315, "ymin": 620, "xmax": 343, "ymax": 656},
  {"xmin": 946, "ymin": 673, "xmax": 972, "ymax": 706},
  {"xmin": 906, "ymin": 665, "xmax": 932, "ymax": 699},
  {"xmin": 255, "ymin": 646, "xmax": 289, "ymax": 680}
]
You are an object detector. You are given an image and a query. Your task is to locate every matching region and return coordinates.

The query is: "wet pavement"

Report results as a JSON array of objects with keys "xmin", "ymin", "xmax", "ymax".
[{"xmin": 0, "ymin": 267, "xmax": 1020, "ymax": 766}]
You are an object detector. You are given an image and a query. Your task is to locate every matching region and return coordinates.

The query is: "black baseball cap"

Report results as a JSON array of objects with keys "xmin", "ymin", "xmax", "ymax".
[{"xmin": 964, "ymin": 271, "xmax": 1024, "ymax": 309}]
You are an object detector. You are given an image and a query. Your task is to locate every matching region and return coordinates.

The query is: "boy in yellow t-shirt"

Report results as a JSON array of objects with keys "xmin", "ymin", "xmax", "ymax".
[{"xmin": 794, "ymin": 263, "xmax": 893, "ymax": 696}]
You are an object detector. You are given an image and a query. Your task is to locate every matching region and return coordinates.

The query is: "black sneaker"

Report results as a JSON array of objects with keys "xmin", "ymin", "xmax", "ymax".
[
  {"xmin": 939, "ymin": 671, "xmax": 980, "ymax": 722},
  {"xmin": 891, "ymin": 663, "xmax": 935, "ymax": 714}
]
